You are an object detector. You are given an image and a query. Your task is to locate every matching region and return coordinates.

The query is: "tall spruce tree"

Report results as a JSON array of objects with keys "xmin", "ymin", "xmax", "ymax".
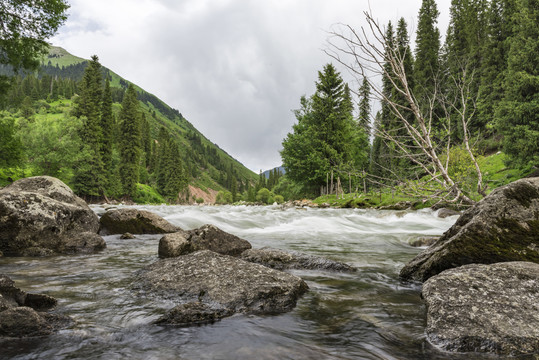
[
  {"xmin": 372, "ymin": 21, "xmax": 396, "ymax": 180},
  {"xmin": 119, "ymin": 84, "xmax": 141, "ymax": 197},
  {"xmin": 72, "ymin": 55, "xmax": 105, "ymax": 197},
  {"xmin": 496, "ymin": 0, "xmax": 539, "ymax": 167},
  {"xmin": 281, "ymin": 64, "xmax": 367, "ymax": 195},
  {"xmin": 100, "ymin": 77, "xmax": 115, "ymax": 193},
  {"xmin": 162, "ymin": 139, "xmax": 187, "ymax": 201},
  {"xmin": 478, "ymin": 0, "xmax": 517, "ymax": 136},
  {"xmin": 394, "ymin": 18, "xmax": 416, "ymax": 177},
  {"xmin": 358, "ymin": 76, "xmax": 371, "ymax": 133},
  {"xmin": 443, "ymin": 0, "xmax": 489, "ymax": 137},
  {"xmin": 414, "ymin": 0, "xmax": 441, "ymax": 117}
]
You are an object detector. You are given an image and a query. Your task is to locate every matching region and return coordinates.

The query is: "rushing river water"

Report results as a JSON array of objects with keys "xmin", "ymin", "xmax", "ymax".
[{"xmin": 0, "ymin": 205, "xmax": 496, "ymax": 360}]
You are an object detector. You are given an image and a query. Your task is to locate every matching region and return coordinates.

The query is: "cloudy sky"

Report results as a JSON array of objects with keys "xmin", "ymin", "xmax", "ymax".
[{"xmin": 52, "ymin": 0, "xmax": 451, "ymax": 173}]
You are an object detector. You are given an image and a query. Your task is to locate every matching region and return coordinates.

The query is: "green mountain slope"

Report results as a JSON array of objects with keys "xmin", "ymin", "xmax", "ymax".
[{"xmin": 1, "ymin": 46, "xmax": 257, "ymax": 202}]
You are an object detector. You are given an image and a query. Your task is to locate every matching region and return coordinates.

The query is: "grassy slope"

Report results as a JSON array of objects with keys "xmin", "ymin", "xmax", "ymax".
[
  {"xmin": 312, "ymin": 152, "xmax": 531, "ymax": 209},
  {"xmin": 43, "ymin": 46, "xmax": 258, "ymax": 195}
]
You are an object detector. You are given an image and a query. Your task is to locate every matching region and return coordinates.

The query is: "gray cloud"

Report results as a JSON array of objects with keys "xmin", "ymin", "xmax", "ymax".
[{"xmin": 52, "ymin": 0, "xmax": 451, "ymax": 172}]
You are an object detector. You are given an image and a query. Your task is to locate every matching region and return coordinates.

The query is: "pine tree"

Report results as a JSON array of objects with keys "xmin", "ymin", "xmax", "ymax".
[
  {"xmin": 495, "ymin": 0, "xmax": 539, "ymax": 167},
  {"xmin": 72, "ymin": 55, "xmax": 105, "ymax": 197},
  {"xmin": 373, "ymin": 21, "xmax": 396, "ymax": 180},
  {"xmin": 119, "ymin": 84, "xmax": 141, "ymax": 197},
  {"xmin": 478, "ymin": 0, "xmax": 517, "ymax": 135},
  {"xmin": 281, "ymin": 64, "xmax": 367, "ymax": 195},
  {"xmin": 163, "ymin": 140, "xmax": 187, "ymax": 201},
  {"xmin": 358, "ymin": 76, "xmax": 371, "ymax": 133},
  {"xmin": 414, "ymin": 0, "xmax": 441, "ymax": 115},
  {"xmin": 443, "ymin": 0, "xmax": 489, "ymax": 137},
  {"xmin": 100, "ymin": 77, "xmax": 115, "ymax": 193}
]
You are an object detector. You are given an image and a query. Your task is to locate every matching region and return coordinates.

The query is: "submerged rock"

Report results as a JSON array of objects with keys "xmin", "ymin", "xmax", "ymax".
[
  {"xmin": 0, "ymin": 274, "xmax": 71, "ymax": 337},
  {"xmin": 408, "ymin": 236, "xmax": 438, "ymax": 247},
  {"xmin": 134, "ymin": 250, "xmax": 308, "ymax": 325},
  {"xmin": 240, "ymin": 247, "xmax": 357, "ymax": 272},
  {"xmin": 400, "ymin": 177, "xmax": 539, "ymax": 282},
  {"xmin": 158, "ymin": 225, "xmax": 252, "ymax": 258},
  {"xmin": 155, "ymin": 302, "xmax": 231, "ymax": 326},
  {"xmin": 99, "ymin": 208, "xmax": 180, "ymax": 235},
  {"xmin": 0, "ymin": 176, "xmax": 105, "ymax": 256},
  {"xmin": 436, "ymin": 208, "xmax": 460, "ymax": 218},
  {"xmin": 422, "ymin": 262, "xmax": 539, "ymax": 356}
]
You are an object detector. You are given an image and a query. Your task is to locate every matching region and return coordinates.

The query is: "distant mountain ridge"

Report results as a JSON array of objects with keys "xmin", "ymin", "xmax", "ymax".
[
  {"xmin": 0, "ymin": 46, "xmax": 259, "ymax": 198},
  {"xmin": 41, "ymin": 46, "xmax": 258, "ymax": 192},
  {"xmin": 263, "ymin": 166, "xmax": 285, "ymax": 179}
]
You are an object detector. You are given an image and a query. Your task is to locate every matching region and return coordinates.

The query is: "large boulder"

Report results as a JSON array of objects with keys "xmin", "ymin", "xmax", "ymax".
[
  {"xmin": 158, "ymin": 225, "xmax": 252, "ymax": 258},
  {"xmin": 0, "ymin": 274, "xmax": 71, "ymax": 337},
  {"xmin": 422, "ymin": 262, "xmax": 539, "ymax": 356},
  {"xmin": 400, "ymin": 177, "xmax": 539, "ymax": 282},
  {"xmin": 134, "ymin": 250, "xmax": 308, "ymax": 325},
  {"xmin": 240, "ymin": 247, "xmax": 357, "ymax": 272},
  {"xmin": 99, "ymin": 208, "xmax": 180, "ymax": 235},
  {"xmin": 0, "ymin": 176, "xmax": 105, "ymax": 256}
]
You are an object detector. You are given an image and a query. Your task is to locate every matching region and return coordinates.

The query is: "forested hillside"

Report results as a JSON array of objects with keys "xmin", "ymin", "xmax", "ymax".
[
  {"xmin": 0, "ymin": 46, "xmax": 258, "ymax": 203},
  {"xmin": 281, "ymin": 0, "xmax": 537, "ymax": 206}
]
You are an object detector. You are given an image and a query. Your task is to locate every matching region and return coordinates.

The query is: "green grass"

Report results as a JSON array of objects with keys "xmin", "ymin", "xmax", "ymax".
[
  {"xmin": 132, "ymin": 183, "xmax": 166, "ymax": 204},
  {"xmin": 43, "ymin": 46, "xmax": 86, "ymax": 67},
  {"xmin": 479, "ymin": 152, "xmax": 530, "ymax": 192},
  {"xmin": 313, "ymin": 152, "xmax": 532, "ymax": 209}
]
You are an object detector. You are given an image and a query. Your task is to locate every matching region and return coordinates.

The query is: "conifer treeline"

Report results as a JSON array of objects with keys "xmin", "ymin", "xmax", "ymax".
[
  {"xmin": 68, "ymin": 56, "xmax": 188, "ymax": 200},
  {"xmin": 1, "ymin": 54, "xmax": 259, "ymax": 202},
  {"xmin": 282, "ymin": 0, "xmax": 537, "ymax": 198},
  {"xmin": 370, "ymin": 0, "xmax": 538, "ymax": 176}
]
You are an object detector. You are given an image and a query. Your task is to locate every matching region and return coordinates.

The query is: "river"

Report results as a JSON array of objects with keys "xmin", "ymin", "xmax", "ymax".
[{"xmin": 0, "ymin": 205, "xmax": 491, "ymax": 359}]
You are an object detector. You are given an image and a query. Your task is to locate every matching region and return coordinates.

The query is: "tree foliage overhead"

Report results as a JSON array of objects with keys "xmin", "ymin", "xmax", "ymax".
[{"xmin": 0, "ymin": 0, "xmax": 69, "ymax": 93}]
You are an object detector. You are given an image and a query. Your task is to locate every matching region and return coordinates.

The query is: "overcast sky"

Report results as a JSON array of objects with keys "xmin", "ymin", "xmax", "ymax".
[{"xmin": 51, "ymin": 0, "xmax": 451, "ymax": 173}]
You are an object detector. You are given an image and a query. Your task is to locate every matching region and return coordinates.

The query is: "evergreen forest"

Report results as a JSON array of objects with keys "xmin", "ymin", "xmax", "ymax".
[
  {"xmin": 1, "ymin": 0, "xmax": 537, "ymax": 207},
  {"xmin": 281, "ymin": 0, "xmax": 538, "ymax": 206},
  {"xmin": 0, "ymin": 47, "xmax": 259, "ymax": 203}
]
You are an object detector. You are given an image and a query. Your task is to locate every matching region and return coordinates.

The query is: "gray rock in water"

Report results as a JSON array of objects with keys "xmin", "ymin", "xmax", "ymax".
[
  {"xmin": 158, "ymin": 230, "xmax": 191, "ymax": 258},
  {"xmin": 0, "ymin": 176, "xmax": 105, "ymax": 256},
  {"xmin": 436, "ymin": 208, "xmax": 460, "ymax": 218},
  {"xmin": 400, "ymin": 177, "xmax": 539, "ymax": 282},
  {"xmin": 0, "ymin": 274, "xmax": 71, "ymax": 338},
  {"xmin": 155, "ymin": 302, "xmax": 231, "ymax": 326},
  {"xmin": 422, "ymin": 262, "xmax": 539, "ymax": 356},
  {"xmin": 120, "ymin": 232, "xmax": 136, "ymax": 239},
  {"xmin": 134, "ymin": 250, "xmax": 308, "ymax": 325},
  {"xmin": 0, "ymin": 307, "xmax": 53, "ymax": 337},
  {"xmin": 158, "ymin": 225, "xmax": 252, "ymax": 258},
  {"xmin": 408, "ymin": 236, "xmax": 439, "ymax": 247},
  {"xmin": 189, "ymin": 224, "xmax": 252, "ymax": 256},
  {"xmin": 240, "ymin": 247, "xmax": 357, "ymax": 272},
  {"xmin": 99, "ymin": 208, "xmax": 180, "ymax": 235}
]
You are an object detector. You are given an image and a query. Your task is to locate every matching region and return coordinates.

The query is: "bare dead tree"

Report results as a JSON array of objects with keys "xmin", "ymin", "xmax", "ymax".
[{"xmin": 325, "ymin": 11, "xmax": 485, "ymax": 205}]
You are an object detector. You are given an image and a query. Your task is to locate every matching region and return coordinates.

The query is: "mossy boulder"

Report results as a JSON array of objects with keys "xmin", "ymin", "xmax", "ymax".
[
  {"xmin": 99, "ymin": 208, "xmax": 180, "ymax": 235},
  {"xmin": 400, "ymin": 177, "xmax": 539, "ymax": 282},
  {"xmin": 0, "ymin": 176, "xmax": 105, "ymax": 256}
]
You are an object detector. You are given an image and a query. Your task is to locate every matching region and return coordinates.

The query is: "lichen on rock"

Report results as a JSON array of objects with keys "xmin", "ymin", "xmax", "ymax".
[
  {"xmin": 0, "ymin": 176, "xmax": 105, "ymax": 256},
  {"xmin": 422, "ymin": 262, "xmax": 539, "ymax": 356},
  {"xmin": 134, "ymin": 250, "xmax": 308, "ymax": 325}
]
